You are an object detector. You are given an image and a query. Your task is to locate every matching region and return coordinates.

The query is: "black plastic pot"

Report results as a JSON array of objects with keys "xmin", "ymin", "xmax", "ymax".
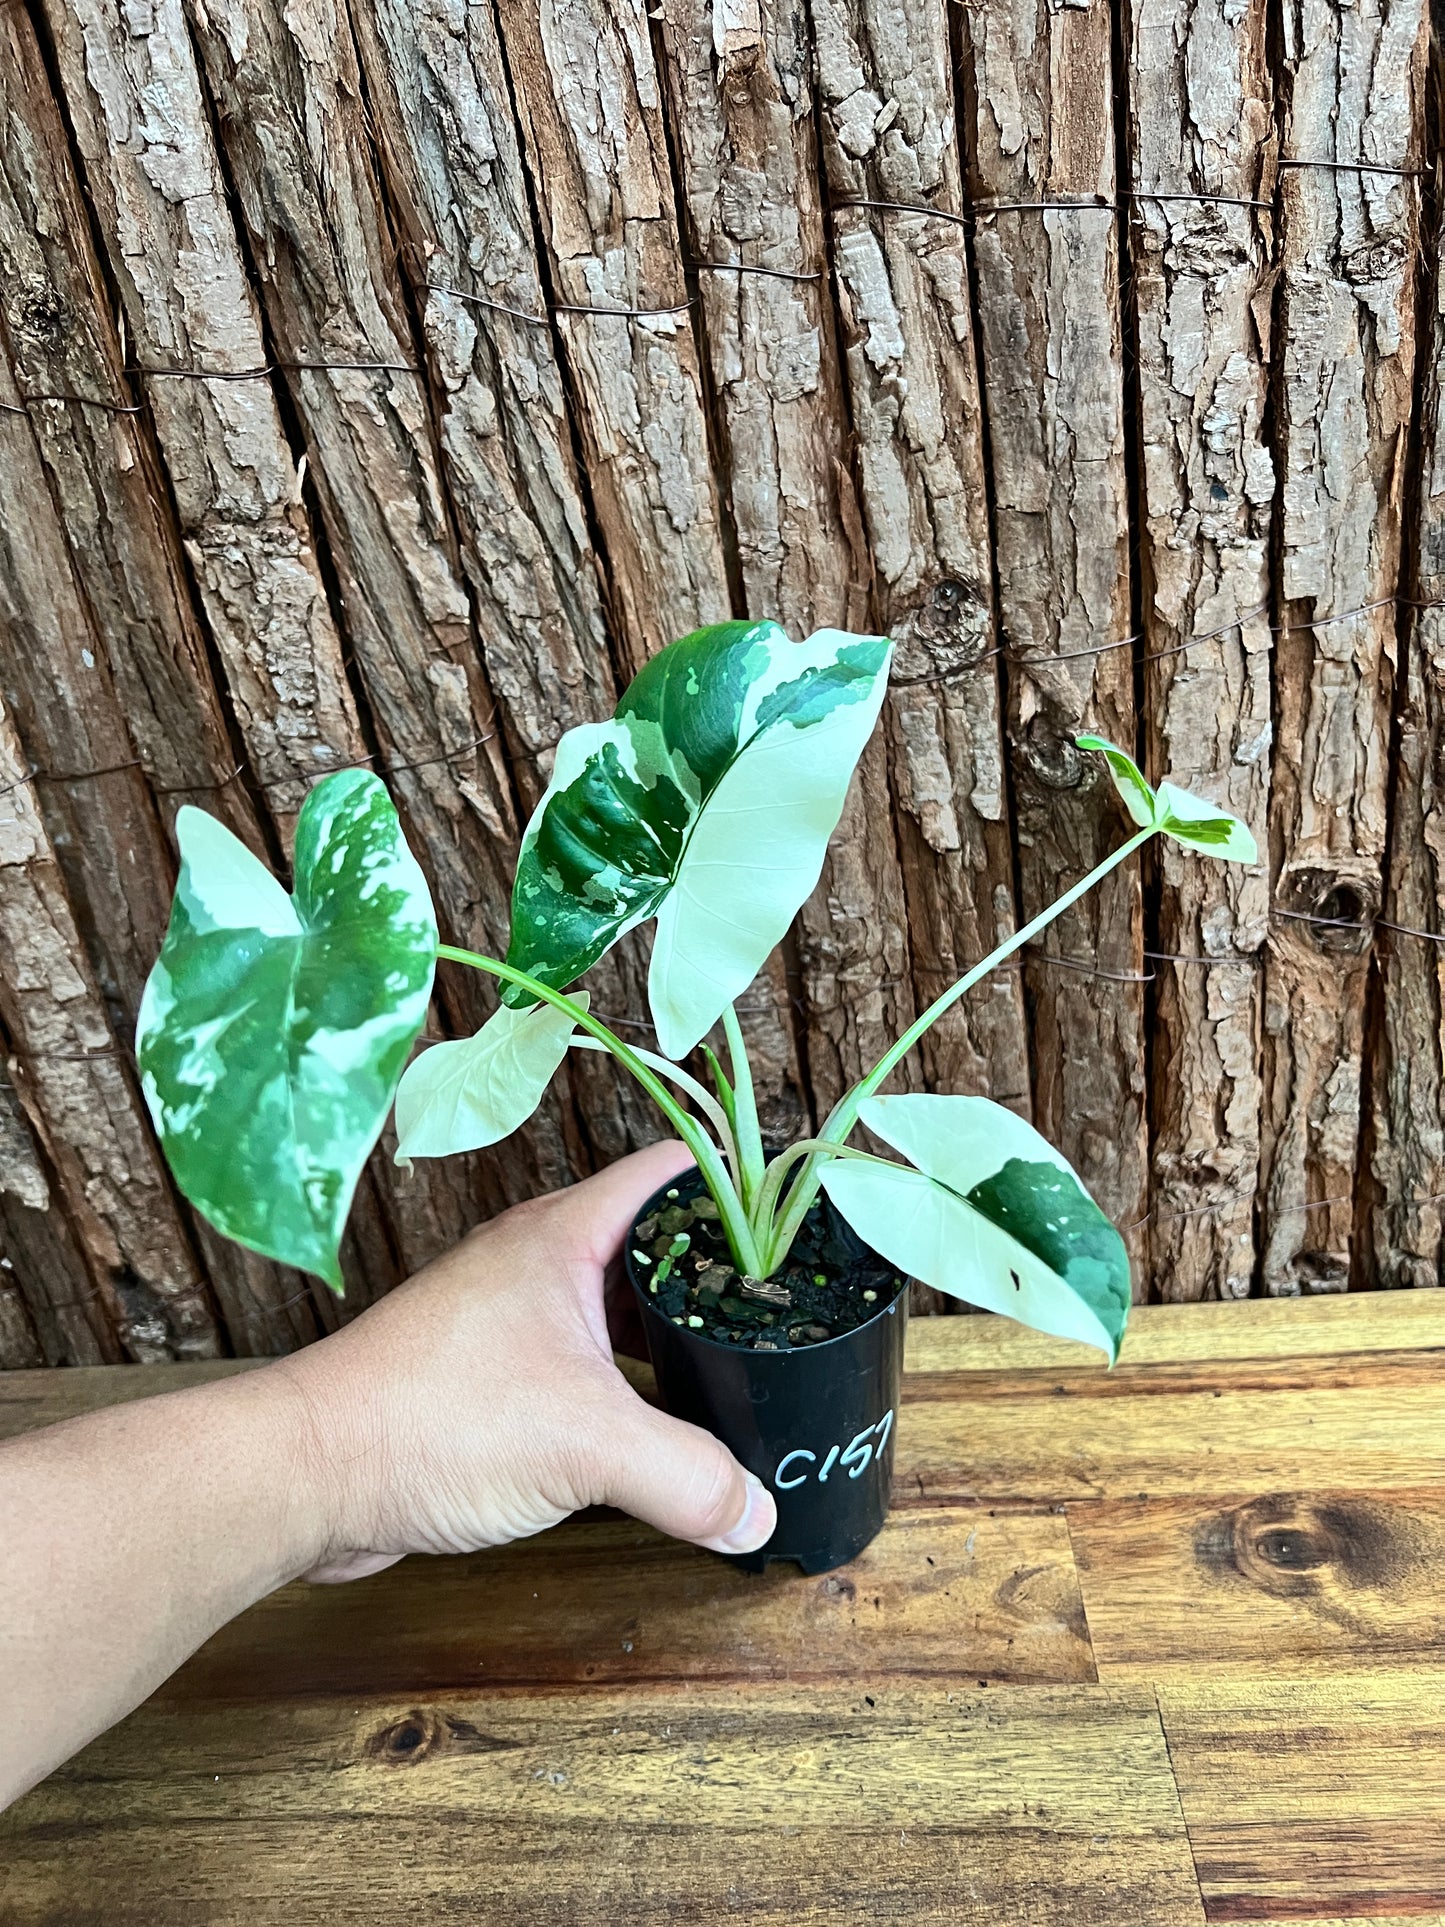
[{"xmin": 625, "ymin": 1170, "xmax": 907, "ymax": 1574}]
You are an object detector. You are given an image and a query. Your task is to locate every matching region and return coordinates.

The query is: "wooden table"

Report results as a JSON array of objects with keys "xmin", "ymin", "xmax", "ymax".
[{"xmin": 3, "ymin": 1292, "xmax": 1444, "ymax": 1925}]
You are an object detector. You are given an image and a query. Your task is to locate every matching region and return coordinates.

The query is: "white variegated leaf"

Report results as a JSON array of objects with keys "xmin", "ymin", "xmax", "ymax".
[
  {"xmin": 820, "ymin": 1094, "xmax": 1130, "ymax": 1361},
  {"xmin": 393, "ymin": 994, "xmax": 588, "ymax": 1162}
]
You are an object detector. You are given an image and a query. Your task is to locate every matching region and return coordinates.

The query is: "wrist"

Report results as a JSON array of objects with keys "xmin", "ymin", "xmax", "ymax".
[{"xmin": 202, "ymin": 1362, "xmax": 352, "ymax": 1587}]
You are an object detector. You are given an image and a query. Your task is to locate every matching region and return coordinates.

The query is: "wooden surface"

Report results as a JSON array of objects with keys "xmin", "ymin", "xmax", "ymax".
[{"xmin": 3, "ymin": 1293, "xmax": 1443, "ymax": 1922}]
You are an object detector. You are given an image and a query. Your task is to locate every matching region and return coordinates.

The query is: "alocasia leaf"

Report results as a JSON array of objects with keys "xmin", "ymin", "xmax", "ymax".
[
  {"xmin": 393, "ymin": 993, "xmax": 589, "ymax": 1163},
  {"xmin": 1077, "ymin": 735, "xmax": 1258, "ymax": 865},
  {"xmin": 503, "ymin": 621, "xmax": 892, "ymax": 1059},
  {"xmin": 135, "ymin": 771, "xmax": 437, "ymax": 1290},
  {"xmin": 819, "ymin": 1093, "xmax": 1131, "ymax": 1361}
]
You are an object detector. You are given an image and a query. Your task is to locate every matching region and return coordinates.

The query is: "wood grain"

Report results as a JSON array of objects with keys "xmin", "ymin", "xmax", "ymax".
[
  {"xmin": 1122, "ymin": 0, "xmax": 1275, "ymax": 1303},
  {"xmin": 899, "ymin": 1350, "xmax": 1445, "ymax": 1504},
  {"xmin": 1160, "ymin": 1667, "xmax": 1445, "ymax": 1920},
  {"xmin": 0, "ymin": 1683, "xmax": 1204, "ymax": 1926},
  {"xmin": 1071, "ymin": 1490, "xmax": 1445, "ymax": 1675},
  {"xmin": 5, "ymin": 1287, "xmax": 1445, "ymax": 1918},
  {"xmin": 955, "ymin": 0, "xmax": 1147, "ymax": 1235},
  {"xmin": 1260, "ymin": 0, "xmax": 1427, "ymax": 1296},
  {"xmin": 1, "ymin": 1290, "xmax": 1438, "ymax": 1433},
  {"xmin": 157, "ymin": 1504, "xmax": 1092, "ymax": 1702}
]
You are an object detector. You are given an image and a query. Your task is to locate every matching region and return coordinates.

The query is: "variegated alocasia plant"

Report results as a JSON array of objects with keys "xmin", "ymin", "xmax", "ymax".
[{"xmin": 137, "ymin": 623, "xmax": 1256, "ymax": 1360}]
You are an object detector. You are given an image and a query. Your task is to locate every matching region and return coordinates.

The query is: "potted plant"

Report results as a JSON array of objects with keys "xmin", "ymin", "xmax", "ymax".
[{"xmin": 136, "ymin": 622, "xmax": 1254, "ymax": 1572}]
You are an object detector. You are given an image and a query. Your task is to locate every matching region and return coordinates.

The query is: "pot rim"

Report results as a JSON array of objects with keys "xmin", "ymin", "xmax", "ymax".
[{"xmin": 625, "ymin": 1165, "xmax": 909, "ymax": 1358}]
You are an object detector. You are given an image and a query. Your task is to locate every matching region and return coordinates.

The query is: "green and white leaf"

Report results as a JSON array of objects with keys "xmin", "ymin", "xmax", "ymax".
[
  {"xmin": 503, "ymin": 621, "xmax": 892, "ymax": 1059},
  {"xmin": 136, "ymin": 772, "xmax": 437, "ymax": 1291},
  {"xmin": 1077, "ymin": 735, "xmax": 1257, "ymax": 866},
  {"xmin": 819, "ymin": 1093, "xmax": 1130, "ymax": 1362},
  {"xmin": 1076, "ymin": 733, "xmax": 1156, "ymax": 828},
  {"xmin": 1153, "ymin": 780, "xmax": 1258, "ymax": 863},
  {"xmin": 393, "ymin": 993, "xmax": 589, "ymax": 1163}
]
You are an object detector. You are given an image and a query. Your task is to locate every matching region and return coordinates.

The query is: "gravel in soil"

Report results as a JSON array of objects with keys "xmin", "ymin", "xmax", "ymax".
[{"xmin": 630, "ymin": 1168, "xmax": 906, "ymax": 1351}]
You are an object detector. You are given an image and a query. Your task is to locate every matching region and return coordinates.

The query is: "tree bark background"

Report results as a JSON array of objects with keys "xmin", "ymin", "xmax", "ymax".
[{"xmin": 1, "ymin": 0, "xmax": 1440, "ymax": 1363}]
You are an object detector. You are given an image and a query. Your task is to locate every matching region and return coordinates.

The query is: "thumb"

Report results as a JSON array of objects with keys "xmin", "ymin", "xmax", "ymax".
[
  {"xmin": 555, "ymin": 1138, "xmax": 697, "ymax": 1269},
  {"xmin": 594, "ymin": 1387, "xmax": 777, "ymax": 1556}
]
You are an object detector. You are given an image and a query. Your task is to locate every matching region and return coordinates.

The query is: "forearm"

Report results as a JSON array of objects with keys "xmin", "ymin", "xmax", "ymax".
[{"xmin": 0, "ymin": 1365, "xmax": 327, "ymax": 1810}]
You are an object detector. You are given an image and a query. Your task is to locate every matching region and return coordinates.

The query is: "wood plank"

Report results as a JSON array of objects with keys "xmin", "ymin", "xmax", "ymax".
[
  {"xmin": 899, "ymin": 1349, "xmax": 1445, "ymax": 1504},
  {"xmin": 1071, "ymin": 1490, "xmax": 1445, "ymax": 1676},
  {"xmin": 955, "ymin": 0, "xmax": 1147, "ymax": 1235},
  {"xmin": 157, "ymin": 1505, "xmax": 1092, "ymax": 1702},
  {"xmin": 1157, "ymin": 1667, "xmax": 1445, "ymax": 1921},
  {"xmin": 903, "ymin": 1289, "xmax": 1445, "ymax": 1373},
  {"xmin": 1260, "ymin": 0, "xmax": 1427, "ymax": 1295},
  {"xmin": 1121, "ymin": 0, "xmax": 1274, "ymax": 1304},
  {"xmin": 0, "ymin": 1683, "xmax": 1205, "ymax": 1925}
]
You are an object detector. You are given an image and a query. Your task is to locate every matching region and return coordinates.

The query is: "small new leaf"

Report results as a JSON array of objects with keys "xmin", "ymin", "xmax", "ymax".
[
  {"xmin": 393, "ymin": 994, "xmax": 589, "ymax": 1163},
  {"xmin": 1076, "ymin": 734, "xmax": 1155, "ymax": 828},
  {"xmin": 1154, "ymin": 781, "xmax": 1258, "ymax": 864},
  {"xmin": 1077, "ymin": 737, "xmax": 1257, "ymax": 865},
  {"xmin": 819, "ymin": 1093, "xmax": 1130, "ymax": 1361},
  {"xmin": 136, "ymin": 772, "xmax": 437, "ymax": 1290}
]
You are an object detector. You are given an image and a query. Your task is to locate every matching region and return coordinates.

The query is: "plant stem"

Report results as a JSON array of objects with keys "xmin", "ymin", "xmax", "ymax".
[
  {"xmin": 568, "ymin": 1036, "xmax": 742, "ymax": 1194},
  {"xmin": 436, "ymin": 946, "xmax": 763, "ymax": 1275},
  {"xmin": 722, "ymin": 1003, "xmax": 766, "ymax": 1209},
  {"xmin": 765, "ymin": 826, "xmax": 1157, "ymax": 1263},
  {"xmin": 751, "ymin": 1139, "xmax": 894, "ymax": 1272}
]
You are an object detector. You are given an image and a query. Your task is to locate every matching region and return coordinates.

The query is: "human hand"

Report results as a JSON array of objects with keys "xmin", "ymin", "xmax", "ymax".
[{"xmin": 275, "ymin": 1140, "xmax": 778, "ymax": 1581}]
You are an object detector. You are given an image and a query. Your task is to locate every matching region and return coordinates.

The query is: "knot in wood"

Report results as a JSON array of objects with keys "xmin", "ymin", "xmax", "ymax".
[
  {"xmin": 890, "ymin": 577, "xmax": 992, "ymax": 684},
  {"xmin": 14, "ymin": 277, "xmax": 68, "ymax": 352},
  {"xmin": 1193, "ymin": 1494, "xmax": 1417, "ymax": 1601},
  {"xmin": 1018, "ymin": 718, "xmax": 1085, "ymax": 791},
  {"xmin": 1281, "ymin": 865, "xmax": 1380, "ymax": 957}
]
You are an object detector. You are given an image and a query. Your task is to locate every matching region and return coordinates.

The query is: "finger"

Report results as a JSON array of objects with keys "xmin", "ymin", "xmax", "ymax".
[
  {"xmin": 593, "ymin": 1391, "xmax": 776, "ymax": 1555},
  {"xmin": 554, "ymin": 1138, "xmax": 697, "ymax": 1269}
]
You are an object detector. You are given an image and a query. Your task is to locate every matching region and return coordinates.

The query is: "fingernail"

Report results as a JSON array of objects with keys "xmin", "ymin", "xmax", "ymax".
[{"xmin": 706, "ymin": 1471, "xmax": 776, "ymax": 1555}]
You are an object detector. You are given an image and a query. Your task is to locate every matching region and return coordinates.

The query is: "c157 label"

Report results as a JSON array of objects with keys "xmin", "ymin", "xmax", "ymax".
[{"xmin": 773, "ymin": 1408, "xmax": 894, "ymax": 1491}]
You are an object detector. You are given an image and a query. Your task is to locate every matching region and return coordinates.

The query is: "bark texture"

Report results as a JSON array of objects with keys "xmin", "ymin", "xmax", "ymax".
[
  {"xmin": 0, "ymin": 703, "xmax": 219, "ymax": 1363},
  {"xmin": 810, "ymin": 0, "xmax": 1031, "ymax": 1116},
  {"xmin": 5, "ymin": 0, "xmax": 1444, "ymax": 1353},
  {"xmin": 36, "ymin": 0, "xmax": 367, "ymax": 825},
  {"xmin": 956, "ymin": 0, "xmax": 1148, "ymax": 1237},
  {"xmin": 1261, "ymin": 0, "xmax": 1426, "ymax": 1295},
  {"xmin": 493, "ymin": 0, "xmax": 731, "ymax": 664},
  {"xmin": 652, "ymin": 0, "xmax": 917, "ymax": 1115},
  {"xmin": 1124, "ymin": 0, "xmax": 1275, "ymax": 1302},
  {"xmin": 0, "ymin": 5, "xmax": 260, "ymax": 855},
  {"xmin": 1371, "ymin": 153, "xmax": 1445, "ymax": 1289}
]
